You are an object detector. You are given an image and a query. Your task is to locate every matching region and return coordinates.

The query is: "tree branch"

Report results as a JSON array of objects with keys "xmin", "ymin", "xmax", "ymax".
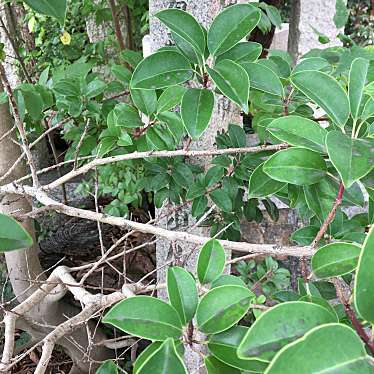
[{"xmin": 44, "ymin": 144, "xmax": 288, "ymax": 190}]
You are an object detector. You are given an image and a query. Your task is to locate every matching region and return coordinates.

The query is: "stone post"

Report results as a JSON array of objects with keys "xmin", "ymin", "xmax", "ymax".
[
  {"xmin": 288, "ymin": 0, "xmax": 345, "ymax": 61},
  {"xmin": 148, "ymin": 1, "xmax": 242, "ymax": 371}
]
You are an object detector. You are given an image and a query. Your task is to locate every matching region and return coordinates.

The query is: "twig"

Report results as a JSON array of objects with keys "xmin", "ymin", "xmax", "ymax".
[
  {"xmin": 108, "ymin": 0, "xmax": 126, "ymax": 51},
  {"xmin": 74, "ymin": 120, "xmax": 90, "ymax": 170},
  {"xmin": 45, "ymin": 144, "xmax": 288, "ymax": 190},
  {"xmin": 311, "ymin": 182, "xmax": 345, "ymax": 248},
  {"xmin": 332, "ymin": 278, "xmax": 374, "ymax": 356},
  {"xmin": 0, "ymin": 63, "xmax": 39, "ymax": 186}
]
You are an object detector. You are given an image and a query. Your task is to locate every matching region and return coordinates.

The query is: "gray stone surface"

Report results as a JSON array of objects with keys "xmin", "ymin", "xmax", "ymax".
[
  {"xmin": 288, "ymin": 0, "xmax": 344, "ymax": 60},
  {"xmin": 148, "ymin": 1, "xmax": 241, "ymax": 372}
]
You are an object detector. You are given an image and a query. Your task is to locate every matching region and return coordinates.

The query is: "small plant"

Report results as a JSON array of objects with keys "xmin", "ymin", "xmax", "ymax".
[{"xmin": 235, "ymin": 256, "xmax": 291, "ymax": 297}]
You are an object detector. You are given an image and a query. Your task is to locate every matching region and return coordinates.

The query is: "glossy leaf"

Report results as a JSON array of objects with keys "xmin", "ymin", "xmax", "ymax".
[
  {"xmin": 23, "ymin": 0, "xmax": 66, "ymax": 24},
  {"xmin": 263, "ymin": 148, "xmax": 327, "ymax": 186},
  {"xmin": 208, "ymin": 326, "xmax": 268, "ymax": 372},
  {"xmin": 0, "ymin": 213, "xmax": 33, "ymax": 252},
  {"xmin": 355, "ymin": 227, "xmax": 374, "ymax": 323},
  {"xmin": 196, "ymin": 285, "xmax": 254, "ymax": 334},
  {"xmin": 312, "ymin": 242, "xmax": 361, "ymax": 279},
  {"xmin": 241, "ymin": 62, "xmax": 284, "ymax": 97},
  {"xmin": 215, "ymin": 42, "xmax": 262, "ymax": 64},
  {"xmin": 291, "ymin": 70, "xmax": 349, "ymax": 128},
  {"xmin": 298, "ymin": 295, "xmax": 338, "ymax": 320},
  {"xmin": 207, "ymin": 60, "xmax": 249, "ymax": 112},
  {"xmin": 207, "ymin": 4, "xmax": 260, "ymax": 56},
  {"xmin": 267, "ymin": 116, "xmax": 328, "ymax": 153},
  {"xmin": 167, "ymin": 266, "xmax": 198, "ymax": 325},
  {"xmin": 133, "ymin": 341, "xmax": 184, "ymax": 374},
  {"xmin": 334, "ymin": 0, "xmax": 349, "ymax": 28},
  {"xmin": 197, "ymin": 239, "xmax": 226, "ymax": 284},
  {"xmin": 205, "ymin": 356, "xmax": 241, "ymax": 374},
  {"xmin": 136, "ymin": 339, "xmax": 187, "ymax": 374},
  {"xmin": 291, "ymin": 226, "xmax": 320, "ymax": 246},
  {"xmin": 368, "ymin": 187, "xmax": 374, "ymax": 224},
  {"xmin": 292, "ymin": 57, "xmax": 330, "ymax": 74},
  {"xmin": 248, "ymin": 163, "xmax": 286, "ymax": 198},
  {"xmin": 326, "ymin": 131, "xmax": 374, "ymax": 188},
  {"xmin": 266, "ymin": 324, "xmax": 372, "ymax": 374},
  {"xmin": 130, "ymin": 88, "xmax": 157, "ymax": 116},
  {"xmin": 237, "ymin": 302, "xmax": 336, "ymax": 361},
  {"xmin": 96, "ymin": 360, "xmax": 118, "ymax": 374},
  {"xmin": 211, "ymin": 275, "xmax": 247, "ymax": 288},
  {"xmin": 157, "ymin": 86, "xmax": 187, "ymax": 113},
  {"xmin": 156, "ymin": 9, "xmax": 206, "ymax": 58},
  {"xmin": 131, "ymin": 51, "xmax": 192, "ymax": 89},
  {"xmin": 180, "ymin": 88, "xmax": 214, "ymax": 140},
  {"xmin": 349, "ymin": 58, "xmax": 369, "ymax": 120},
  {"xmin": 102, "ymin": 296, "xmax": 182, "ymax": 341}
]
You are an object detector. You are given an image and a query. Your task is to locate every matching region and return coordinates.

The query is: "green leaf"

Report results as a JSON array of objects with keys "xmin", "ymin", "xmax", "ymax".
[
  {"xmin": 355, "ymin": 226, "xmax": 374, "ymax": 324},
  {"xmin": 210, "ymin": 189, "xmax": 233, "ymax": 212},
  {"xmin": 266, "ymin": 324, "xmax": 373, "ymax": 374},
  {"xmin": 96, "ymin": 360, "xmax": 118, "ymax": 374},
  {"xmin": 237, "ymin": 302, "xmax": 336, "ymax": 361},
  {"xmin": 136, "ymin": 339, "xmax": 187, "ymax": 374},
  {"xmin": 211, "ymin": 275, "xmax": 247, "ymax": 289},
  {"xmin": 267, "ymin": 116, "xmax": 328, "ymax": 153},
  {"xmin": 0, "ymin": 213, "xmax": 33, "ymax": 252},
  {"xmin": 167, "ymin": 266, "xmax": 198, "ymax": 325},
  {"xmin": 111, "ymin": 64, "xmax": 131, "ymax": 84},
  {"xmin": 298, "ymin": 295, "xmax": 338, "ymax": 320},
  {"xmin": 263, "ymin": 148, "xmax": 327, "ymax": 186},
  {"xmin": 228, "ymin": 124, "xmax": 246, "ymax": 148},
  {"xmin": 156, "ymin": 9, "xmax": 206, "ymax": 58},
  {"xmin": 131, "ymin": 51, "xmax": 192, "ymax": 89},
  {"xmin": 157, "ymin": 86, "xmax": 187, "ymax": 114},
  {"xmin": 368, "ymin": 187, "xmax": 374, "ymax": 224},
  {"xmin": 19, "ymin": 88, "xmax": 44, "ymax": 121},
  {"xmin": 303, "ymin": 183, "xmax": 334, "ymax": 223},
  {"xmin": 291, "ymin": 70, "xmax": 349, "ymax": 128},
  {"xmin": 349, "ymin": 58, "xmax": 369, "ymax": 120},
  {"xmin": 205, "ymin": 356, "xmax": 241, "ymax": 374},
  {"xmin": 23, "ymin": 0, "xmax": 66, "ymax": 24},
  {"xmin": 117, "ymin": 131, "xmax": 133, "ymax": 147},
  {"xmin": 197, "ymin": 239, "xmax": 226, "ymax": 284},
  {"xmin": 334, "ymin": 0, "xmax": 349, "ymax": 28},
  {"xmin": 192, "ymin": 195, "xmax": 208, "ymax": 217},
  {"xmin": 291, "ymin": 226, "xmax": 319, "ymax": 246},
  {"xmin": 86, "ymin": 79, "xmax": 106, "ymax": 99},
  {"xmin": 208, "ymin": 326, "xmax": 268, "ymax": 372},
  {"xmin": 102, "ymin": 296, "xmax": 182, "ymax": 340},
  {"xmin": 207, "ymin": 60, "xmax": 249, "ymax": 112},
  {"xmin": 196, "ymin": 285, "xmax": 254, "ymax": 334},
  {"xmin": 181, "ymin": 88, "xmax": 214, "ymax": 140},
  {"xmin": 311, "ymin": 242, "xmax": 361, "ymax": 279},
  {"xmin": 326, "ymin": 131, "xmax": 374, "ymax": 188},
  {"xmin": 134, "ymin": 341, "xmax": 184, "ymax": 374},
  {"xmin": 241, "ymin": 62, "xmax": 284, "ymax": 97},
  {"xmin": 248, "ymin": 163, "xmax": 286, "ymax": 198},
  {"xmin": 130, "ymin": 88, "xmax": 157, "ymax": 116},
  {"xmin": 112, "ymin": 103, "xmax": 143, "ymax": 129},
  {"xmin": 208, "ymin": 4, "xmax": 260, "ymax": 56},
  {"xmin": 215, "ymin": 42, "xmax": 262, "ymax": 64},
  {"xmin": 292, "ymin": 57, "xmax": 330, "ymax": 74},
  {"xmin": 121, "ymin": 50, "xmax": 142, "ymax": 68}
]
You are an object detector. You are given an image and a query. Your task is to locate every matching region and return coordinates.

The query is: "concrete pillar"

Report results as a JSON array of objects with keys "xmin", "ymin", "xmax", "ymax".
[
  {"xmin": 148, "ymin": 1, "xmax": 241, "ymax": 372},
  {"xmin": 288, "ymin": 0, "xmax": 344, "ymax": 61}
]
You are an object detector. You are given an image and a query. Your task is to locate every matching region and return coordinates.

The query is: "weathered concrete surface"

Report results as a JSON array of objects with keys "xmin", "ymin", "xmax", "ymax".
[
  {"xmin": 148, "ymin": 1, "xmax": 241, "ymax": 372},
  {"xmin": 288, "ymin": 0, "xmax": 344, "ymax": 60}
]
